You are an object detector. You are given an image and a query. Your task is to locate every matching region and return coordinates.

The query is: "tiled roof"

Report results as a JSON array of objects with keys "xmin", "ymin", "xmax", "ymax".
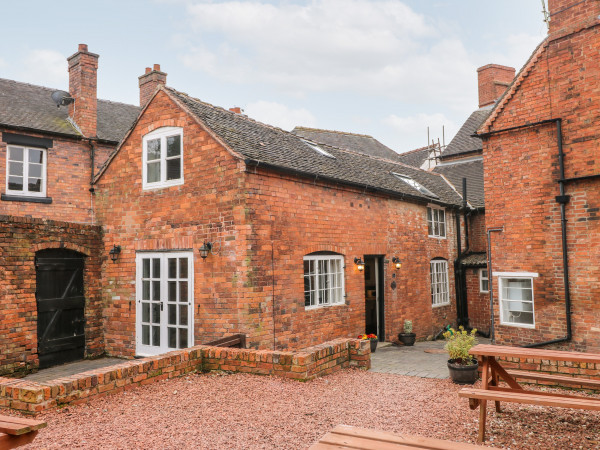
[
  {"xmin": 0, "ymin": 78, "xmax": 140, "ymax": 143},
  {"xmin": 168, "ymin": 88, "xmax": 463, "ymax": 207},
  {"xmin": 441, "ymin": 107, "xmax": 492, "ymax": 158},
  {"xmin": 397, "ymin": 145, "xmax": 435, "ymax": 169},
  {"xmin": 460, "ymin": 252, "xmax": 487, "ymax": 267},
  {"xmin": 433, "ymin": 159, "xmax": 484, "ymax": 209},
  {"xmin": 292, "ymin": 126, "xmax": 400, "ymax": 160}
]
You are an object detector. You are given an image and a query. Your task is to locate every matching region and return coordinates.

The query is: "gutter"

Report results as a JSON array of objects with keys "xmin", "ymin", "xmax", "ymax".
[{"xmin": 0, "ymin": 122, "xmax": 118, "ymax": 146}]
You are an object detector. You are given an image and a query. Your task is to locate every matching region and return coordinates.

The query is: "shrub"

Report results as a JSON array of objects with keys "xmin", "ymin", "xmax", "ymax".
[
  {"xmin": 403, "ymin": 320, "xmax": 413, "ymax": 334},
  {"xmin": 443, "ymin": 326, "xmax": 478, "ymax": 365}
]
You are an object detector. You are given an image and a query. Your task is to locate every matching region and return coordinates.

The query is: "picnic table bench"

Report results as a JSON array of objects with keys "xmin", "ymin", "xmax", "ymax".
[
  {"xmin": 458, "ymin": 344, "xmax": 600, "ymax": 443},
  {"xmin": 0, "ymin": 414, "xmax": 46, "ymax": 450},
  {"xmin": 309, "ymin": 424, "xmax": 488, "ymax": 449}
]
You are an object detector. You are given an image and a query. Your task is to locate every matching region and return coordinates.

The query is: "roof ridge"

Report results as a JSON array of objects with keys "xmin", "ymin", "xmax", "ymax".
[
  {"xmin": 293, "ymin": 126, "xmax": 375, "ymax": 139},
  {"xmin": 97, "ymin": 98, "xmax": 139, "ymax": 108},
  {"xmin": 399, "ymin": 144, "xmax": 435, "ymax": 156}
]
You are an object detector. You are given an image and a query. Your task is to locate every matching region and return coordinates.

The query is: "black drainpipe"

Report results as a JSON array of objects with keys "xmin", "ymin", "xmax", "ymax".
[
  {"xmin": 88, "ymin": 139, "xmax": 96, "ymax": 192},
  {"xmin": 478, "ymin": 118, "xmax": 572, "ymax": 348},
  {"xmin": 486, "ymin": 227, "xmax": 503, "ymax": 343},
  {"xmin": 455, "ymin": 178, "xmax": 470, "ymax": 328},
  {"xmin": 454, "ymin": 210, "xmax": 464, "ymax": 326}
]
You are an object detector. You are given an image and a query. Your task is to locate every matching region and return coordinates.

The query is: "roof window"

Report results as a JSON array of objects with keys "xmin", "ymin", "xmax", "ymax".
[
  {"xmin": 392, "ymin": 172, "xmax": 439, "ymax": 198},
  {"xmin": 302, "ymin": 140, "xmax": 335, "ymax": 159}
]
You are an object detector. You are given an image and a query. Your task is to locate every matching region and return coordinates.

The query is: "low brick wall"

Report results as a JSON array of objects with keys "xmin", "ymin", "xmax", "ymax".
[
  {"xmin": 496, "ymin": 356, "xmax": 600, "ymax": 385},
  {"xmin": 0, "ymin": 338, "xmax": 370, "ymax": 413}
]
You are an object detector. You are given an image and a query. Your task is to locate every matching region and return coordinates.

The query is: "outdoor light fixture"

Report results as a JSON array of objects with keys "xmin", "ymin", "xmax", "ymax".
[
  {"xmin": 354, "ymin": 257, "xmax": 365, "ymax": 272},
  {"xmin": 199, "ymin": 241, "xmax": 213, "ymax": 259},
  {"xmin": 109, "ymin": 245, "xmax": 121, "ymax": 263},
  {"xmin": 392, "ymin": 257, "xmax": 402, "ymax": 270}
]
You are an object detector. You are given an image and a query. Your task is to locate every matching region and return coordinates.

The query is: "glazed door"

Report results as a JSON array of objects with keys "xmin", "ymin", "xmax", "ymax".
[
  {"xmin": 136, "ymin": 252, "xmax": 194, "ymax": 356},
  {"xmin": 36, "ymin": 249, "xmax": 86, "ymax": 369}
]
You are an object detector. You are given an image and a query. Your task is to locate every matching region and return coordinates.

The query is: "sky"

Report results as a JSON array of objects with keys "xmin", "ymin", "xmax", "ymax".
[{"xmin": 0, "ymin": 0, "xmax": 548, "ymax": 153}]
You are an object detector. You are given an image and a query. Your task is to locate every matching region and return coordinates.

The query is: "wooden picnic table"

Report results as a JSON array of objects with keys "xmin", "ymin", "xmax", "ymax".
[
  {"xmin": 309, "ymin": 424, "xmax": 488, "ymax": 449},
  {"xmin": 458, "ymin": 344, "xmax": 600, "ymax": 443},
  {"xmin": 0, "ymin": 414, "xmax": 46, "ymax": 450}
]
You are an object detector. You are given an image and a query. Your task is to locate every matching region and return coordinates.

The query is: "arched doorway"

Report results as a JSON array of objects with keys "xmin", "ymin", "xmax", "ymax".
[{"xmin": 36, "ymin": 249, "xmax": 86, "ymax": 369}]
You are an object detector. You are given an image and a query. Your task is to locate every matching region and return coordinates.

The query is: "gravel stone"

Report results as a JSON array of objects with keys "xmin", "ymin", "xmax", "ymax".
[{"xmin": 3, "ymin": 370, "xmax": 598, "ymax": 449}]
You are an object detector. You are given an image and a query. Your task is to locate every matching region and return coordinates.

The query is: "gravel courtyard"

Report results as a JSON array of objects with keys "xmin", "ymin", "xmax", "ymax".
[{"xmin": 8, "ymin": 369, "xmax": 600, "ymax": 449}]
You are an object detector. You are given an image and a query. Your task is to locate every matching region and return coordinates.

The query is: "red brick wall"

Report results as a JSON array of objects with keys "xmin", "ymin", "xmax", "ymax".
[
  {"xmin": 0, "ymin": 129, "xmax": 115, "ymax": 224},
  {"xmin": 95, "ymin": 89, "xmax": 459, "ymax": 356},
  {"xmin": 468, "ymin": 211, "xmax": 486, "ymax": 253},
  {"xmin": 242, "ymin": 168, "xmax": 458, "ymax": 349},
  {"xmin": 68, "ymin": 44, "xmax": 98, "ymax": 138},
  {"xmin": 482, "ymin": 15, "xmax": 600, "ymax": 350},
  {"xmin": 477, "ymin": 64, "xmax": 515, "ymax": 108},
  {"xmin": 465, "ymin": 268, "xmax": 490, "ymax": 334},
  {"xmin": 0, "ymin": 215, "xmax": 103, "ymax": 376},
  {"xmin": 548, "ymin": 0, "xmax": 600, "ymax": 35}
]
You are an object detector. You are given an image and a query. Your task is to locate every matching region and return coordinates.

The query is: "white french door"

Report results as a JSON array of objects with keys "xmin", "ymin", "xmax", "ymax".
[{"xmin": 136, "ymin": 252, "xmax": 194, "ymax": 356}]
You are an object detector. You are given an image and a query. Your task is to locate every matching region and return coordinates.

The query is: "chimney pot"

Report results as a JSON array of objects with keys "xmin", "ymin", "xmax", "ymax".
[
  {"xmin": 78, "ymin": 43, "xmax": 88, "ymax": 52},
  {"xmin": 145, "ymin": 67, "xmax": 152, "ymax": 74},
  {"xmin": 139, "ymin": 65, "xmax": 167, "ymax": 107},
  {"xmin": 153, "ymin": 64, "xmax": 161, "ymax": 71}
]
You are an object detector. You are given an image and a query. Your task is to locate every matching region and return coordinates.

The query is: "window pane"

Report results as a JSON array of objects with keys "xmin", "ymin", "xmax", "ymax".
[
  {"xmin": 8, "ymin": 176, "xmax": 23, "ymax": 191},
  {"xmin": 28, "ymin": 149, "xmax": 43, "ymax": 164},
  {"xmin": 166, "ymin": 158, "xmax": 181, "ymax": 181},
  {"xmin": 179, "ymin": 329, "xmax": 188, "ymax": 348},
  {"xmin": 147, "ymin": 139, "xmax": 161, "ymax": 161},
  {"xmin": 152, "ymin": 303, "xmax": 161, "ymax": 323},
  {"xmin": 168, "ymin": 258, "xmax": 177, "ymax": 279},
  {"xmin": 167, "ymin": 135, "xmax": 181, "ymax": 157},
  {"xmin": 142, "ymin": 303, "xmax": 150, "ymax": 322},
  {"xmin": 179, "ymin": 305, "xmax": 188, "ymax": 325},
  {"xmin": 143, "ymin": 259, "xmax": 151, "ymax": 278},
  {"xmin": 168, "ymin": 327, "xmax": 177, "ymax": 348},
  {"xmin": 142, "ymin": 325, "xmax": 150, "ymax": 345},
  {"xmin": 152, "ymin": 280, "xmax": 160, "ymax": 301},
  {"xmin": 28, "ymin": 178, "xmax": 42, "ymax": 192},
  {"xmin": 168, "ymin": 304, "xmax": 176, "ymax": 325},
  {"xmin": 439, "ymin": 221, "xmax": 445, "ymax": 237},
  {"xmin": 152, "ymin": 258, "xmax": 161, "ymax": 277},
  {"xmin": 9, "ymin": 162, "xmax": 23, "ymax": 176},
  {"xmin": 179, "ymin": 281, "xmax": 188, "ymax": 302},
  {"xmin": 147, "ymin": 161, "xmax": 160, "ymax": 183},
  {"xmin": 142, "ymin": 280, "xmax": 150, "ymax": 300},
  {"xmin": 8, "ymin": 147, "xmax": 23, "ymax": 161},
  {"xmin": 168, "ymin": 281, "xmax": 177, "ymax": 302},
  {"xmin": 179, "ymin": 258, "xmax": 188, "ymax": 279},
  {"xmin": 29, "ymin": 164, "xmax": 42, "ymax": 178},
  {"xmin": 152, "ymin": 326, "xmax": 160, "ymax": 346}
]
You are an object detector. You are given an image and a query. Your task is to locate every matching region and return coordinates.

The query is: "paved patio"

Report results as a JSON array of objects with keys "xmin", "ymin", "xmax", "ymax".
[{"xmin": 370, "ymin": 338, "xmax": 490, "ymax": 379}]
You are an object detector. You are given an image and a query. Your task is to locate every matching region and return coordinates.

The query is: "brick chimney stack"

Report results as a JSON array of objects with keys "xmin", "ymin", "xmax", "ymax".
[
  {"xmin": 68, "ymin": 44, "xmax": 99, "ymax": 137},
  {"xmin": 139, "ymin": 64, "xmax": 167, "ymax": 107},
  {"xmin": 548, "ymin": 0, "xmax": 600, "ymax": 36},
  {"xmin": 477, "ymin": 64, "xmax": 516, "ymax": 108}
]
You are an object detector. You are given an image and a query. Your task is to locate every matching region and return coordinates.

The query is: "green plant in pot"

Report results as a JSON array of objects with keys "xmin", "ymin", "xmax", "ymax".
[
  {"xmin": 444, "ymin": 326, "xmax": 479, "ymax": 384},
  {"xmin": 398, "ymin": 320, "xmax": 416, "ymax": 346}
]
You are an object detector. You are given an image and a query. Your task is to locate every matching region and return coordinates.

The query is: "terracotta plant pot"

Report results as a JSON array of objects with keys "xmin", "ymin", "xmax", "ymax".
[
  {"xmin": 447, "ymin": 359, "xmax": 479, "ymax": 384},
  {"xmin": 370, "ymin": 339, "xmax": 378, "ymax": 353},
  {"xmin": 398, "ymin": 333, "xmax": 416, "ymax": 346}
]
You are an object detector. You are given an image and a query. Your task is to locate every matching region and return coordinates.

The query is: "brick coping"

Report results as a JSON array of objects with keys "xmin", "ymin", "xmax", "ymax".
[{"xmin": 0, "ymin": 338, "xmax": 371, "ymax": 413}]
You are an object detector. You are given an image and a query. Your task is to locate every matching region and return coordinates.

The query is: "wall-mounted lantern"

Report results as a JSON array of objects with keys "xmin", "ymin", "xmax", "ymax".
[
  {"xmin": 109, "ymin": 244, "xmax": 121, "ymax": 263},
  {"xmin": 392, "ymin": 257, "xmax": 402, "ymax": 270},
  {"xmin": 199, "ymin": 241, "xmax": 213, "ymax": 259},
  {"xmin": 354, "ymin": 257, "xmax": 365, "ymax": 272}
]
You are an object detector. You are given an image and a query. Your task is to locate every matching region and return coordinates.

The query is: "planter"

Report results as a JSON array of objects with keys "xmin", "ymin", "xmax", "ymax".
[
  {"xmin": 447, "ymin": 359, "xmax": 479, "ymax": 384},
  {"xmin": 398, "ymin": 333, "xmax": 416, "ymax": 346},
  {"xmin": 370, "ymin": 339, "xmax": 378, "ymax": 353}
]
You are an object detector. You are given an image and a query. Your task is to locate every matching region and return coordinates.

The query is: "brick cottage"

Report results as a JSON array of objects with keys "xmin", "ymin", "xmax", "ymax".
[{"xmin": 0, "ymin": 43, "xmax": 480, "ymax": 375}]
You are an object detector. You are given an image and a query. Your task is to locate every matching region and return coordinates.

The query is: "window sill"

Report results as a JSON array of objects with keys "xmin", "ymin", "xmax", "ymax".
[
  {"xmin": 499, "ymin": 322, "xmax": 536, "ymax": 329},
  {"xmin": 305, "ymin": 303, "xmax": 346, "ymax": 311},
  {"xmin": 432, "ymin": 302, "xmax": 451, "ymax": 308},
  {"xmin": 428, "ymin": 235, "xmax": 447, "ymax": 239},
  {"xmin": 1, "ymin": 194, "xmax": 52, "ymax": 204}
]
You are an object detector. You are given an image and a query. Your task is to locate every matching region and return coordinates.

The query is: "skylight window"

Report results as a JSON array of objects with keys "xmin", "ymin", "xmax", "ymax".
[
  {"xmin": 392, "ymin": 172, "xmax": 439, "ymax": 198},
  {"xmin": 302, "ymin": 140, "xmax": 335, "ymax": 159}
]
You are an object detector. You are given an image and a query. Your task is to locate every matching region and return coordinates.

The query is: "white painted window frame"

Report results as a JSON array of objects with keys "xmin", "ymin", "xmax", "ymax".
[
  {"xmin": 303, "ymin": 254, "xmax": 345, "ymax": 309},
  {"xmin": 479, "ymin": 268, "xmax": 489, "ymax": 293},
  {"xmin": 498, "ymin": 275, "xmax": 536, "ymax": 329},
  {"xmin": 135, "ymin": 251, "xmax": 194, "ymax": 356},
  {"xmin": 142, "ymin": 127, "xmax": 184, "ymax": 190},
  {"xmin": 427, "ymin": 205, "xmax": 446, "ymax": 239},
  {"xmin": 6, "ymin": 145, "xmax": 47, "ymax": 197},
  {"xmin": 430, "ymin": 259, "xmax": 450, "ymax": 307}
]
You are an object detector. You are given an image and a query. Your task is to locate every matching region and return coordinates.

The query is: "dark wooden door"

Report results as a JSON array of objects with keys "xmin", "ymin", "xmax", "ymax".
[{"xmin": 36, "ymin": 249, "xmax": 86, "ymax": 369}]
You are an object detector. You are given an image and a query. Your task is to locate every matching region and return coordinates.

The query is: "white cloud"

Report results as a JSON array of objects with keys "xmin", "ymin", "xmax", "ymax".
[
  {"xmin": 385, "ymin": 112, "xmax": 456, "ymax": 152},
  {"xmin": 244, "ymin": 100, "xmax": 317, "ymax": 130},
  {"xmin": 178, "ymin": 0, "xmax": 476, "ymax": 106},
  {"xmin": 19, "ymin": 49, "xmax": 67, "ymax": 88}
]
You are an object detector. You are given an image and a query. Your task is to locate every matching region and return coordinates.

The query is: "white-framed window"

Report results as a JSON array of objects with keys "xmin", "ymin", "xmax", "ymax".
[
  {"xmin": 303, "ymin": 254, "xmax": 345, "ymax": 308},
  {"xmin": 142, "ymin": 127, "xmax": 183, "ymax": 190},
  {"xmin": 479, "ymin": 268, "xmax": 489, "ymax": 293},
  {"xmin": 6, "ymin": 146, "xmax": 46, "ymax": 197},
  {"xmin": 499, "ymin": 277, "xmax": 535, "ymax": 328},
  {"xmin": 135, "ymin": 251, "xmax": 194, "ymax": 356},
  {"xmin": 392, "ymin": 173, "xmax": 439, "ymax": 198},
  {"xmin": 427, "ymin": 206, "xmax": 446, "ymax": 238},
  {"xmin": 431, "ymin": 259, "xmax": 450, "ymax": 306}
]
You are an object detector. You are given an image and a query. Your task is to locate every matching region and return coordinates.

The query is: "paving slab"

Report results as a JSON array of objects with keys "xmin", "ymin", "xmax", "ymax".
[
  {"xmin": 370, "ymin": 338, "xmax": 490, "ymax": 379},
  {"xmin": 24, "ymin": 357, "xmax": 124, "ymax": 383}
]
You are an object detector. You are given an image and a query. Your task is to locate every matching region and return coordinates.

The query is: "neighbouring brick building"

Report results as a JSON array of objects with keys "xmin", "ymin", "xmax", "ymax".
[
  {"xmin": 479, "ymin": 0, "xmax": 600, "ymax": 351},
  {"xmin": 1, "ymin": 44, "xmax": 470, "ymax": 374}
]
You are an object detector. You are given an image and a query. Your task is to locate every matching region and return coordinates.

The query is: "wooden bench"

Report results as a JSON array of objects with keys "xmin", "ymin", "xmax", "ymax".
[
  {"xmin": 0, "ymin": 415, "xmax": 46, "ymax": 450},
  {"xmin": 309, "ymin": 424, "xmax": 489, "ymax": 449},
  {"xmin": 458, "ymin": 344, "xmax": 600, "ymax": 443}
]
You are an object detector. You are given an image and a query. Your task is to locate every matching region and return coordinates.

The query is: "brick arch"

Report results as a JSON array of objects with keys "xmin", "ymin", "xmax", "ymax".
[
  {"xmin": 33, "ymin": 241, "xmax": 91, "ymax": 257},
  {"xmin": 304, "ymin": 245, "xmax": 345, "ymax": 255},
  {"xmin": 142, "ymin": 120, "xmax": 187, "ymax": 136}
]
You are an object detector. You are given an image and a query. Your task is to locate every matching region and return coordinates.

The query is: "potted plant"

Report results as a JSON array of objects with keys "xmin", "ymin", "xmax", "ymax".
[
  {"xmin": 398, "ymin": 320, "xmax": 416, "ymax": 346},
  {"xmin": 358, "ymin": 334, "xmax": 378, "ymax": 352},
  {"xmin": 443, "ymin": 326, "xmax": 479, "ymax": 384}
]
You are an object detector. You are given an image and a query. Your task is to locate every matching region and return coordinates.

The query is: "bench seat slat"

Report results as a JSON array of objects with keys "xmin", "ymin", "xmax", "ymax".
[
  {"xmin": 0, "ymin": 431, "xmax": 39, "ymax": 450},
  {"xmin": 0, "ymin": 416, "xmax": 47, "ymax": 436},
  {"xmin": 469, "ymin": 344, "xmax": 600, "ymax": 363},
  {"xmin": 459, "ymin": 388, "xmax": 600, "ymax": 411},
  {"xmin": 506, "ymin": 370, "xmax": 600, "ymax": 388}
]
